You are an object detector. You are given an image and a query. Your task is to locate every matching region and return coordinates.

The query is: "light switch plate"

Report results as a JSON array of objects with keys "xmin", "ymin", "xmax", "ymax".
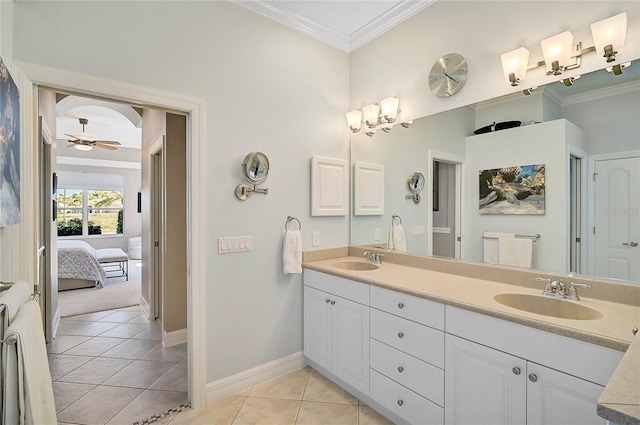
[
  {"xmin": 374, "ymin": 228, "xmax": 381, "ymax": 241},
  {"xmin": 218, "ymin": 236, "xmax": 252, "ymax": 254},
  {"xmin": 312, "ymin": 232, "xmax": 320, "ymax": 247}
]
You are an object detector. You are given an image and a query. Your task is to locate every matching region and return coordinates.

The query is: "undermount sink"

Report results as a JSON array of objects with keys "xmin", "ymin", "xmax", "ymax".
[
  {"xmin": 493, "ymin": 293, "xmax": 603, "ymax": 321},
  {"xmin": 331, "ymin": 261, "xmax": 380, "ymax": 271}
]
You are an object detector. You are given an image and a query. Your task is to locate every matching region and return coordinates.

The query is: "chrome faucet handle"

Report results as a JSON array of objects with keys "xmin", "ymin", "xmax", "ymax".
[
  {"xmin": 363, "ymin": 251, "xmax": 370, "ymax": 258},
  {"xmin": 554, "ymin": 279, "xmax": 566, "ymax": 297},
  {"xmin": 534, "ymin": 277, "xmax": 554, "ymax": 296},
  {"xmin": 566, "ymin": 282, "xmax": 590, "ymax": 301}
]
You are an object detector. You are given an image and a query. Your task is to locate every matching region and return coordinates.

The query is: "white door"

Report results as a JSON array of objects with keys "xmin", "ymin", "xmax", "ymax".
[
  {"xmin": 594, "ymin": 157, "xmax": 640, "ymax": 281},
  {"xmin": 527, "ymin": 363, "xmax": 605, "ymax": 425},
  {"xmin": 303, "ymin": 286, "xmax": 332, "ymax": 371},
  {"xmin": 151, "ymin": 146, "xmax": 164, "ymax": 320},
  {"xmin": 332, "ymin": 295, "xmax": 369, "ymax": 395},
  {"xmin": 38, "ymin": 116, "xmax": 58, "ymax": 342},
  {"xmin": 445, "ymin": 334, "xmax": 526, "ymax": 425}
]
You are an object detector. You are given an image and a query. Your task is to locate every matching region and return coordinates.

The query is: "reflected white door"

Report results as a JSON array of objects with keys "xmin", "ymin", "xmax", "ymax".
[{"xmin": 594, "ymin": 157, "xmax": 640, "ymax": 281}]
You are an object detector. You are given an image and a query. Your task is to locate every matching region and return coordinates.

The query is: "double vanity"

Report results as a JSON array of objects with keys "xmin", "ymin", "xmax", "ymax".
[{"xmin": 302, "ymin": 247, "xmax": 639, "ymax": 425}]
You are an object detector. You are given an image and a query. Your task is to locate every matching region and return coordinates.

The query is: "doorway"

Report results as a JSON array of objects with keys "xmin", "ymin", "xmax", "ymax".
[
  {"xmin": 150, "ymin": 137, "xmax": 164, "ymax": 320},
  {"xmin": 428, "ymin": 150, "xmax": 464, "ymax": 259},
  {"xmin": 19, "ymin": 62, "xmax": 206, "ymax": 407}
]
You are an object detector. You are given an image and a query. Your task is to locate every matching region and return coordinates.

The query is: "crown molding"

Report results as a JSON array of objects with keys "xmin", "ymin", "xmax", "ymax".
[
  {"xmin": 557, "ymin": 79, "xmax": 640, "ymax": 106},
  {"xmin": 350, "ymin": 0, "xmax": 437, "ymax": 51},
  {"xmin": 56, "ymin": 156, "xmax": 142, "ymax": 169},
  {"xmin": 232, "ymin": 0, "xmax": 436, "ymax": 52}
]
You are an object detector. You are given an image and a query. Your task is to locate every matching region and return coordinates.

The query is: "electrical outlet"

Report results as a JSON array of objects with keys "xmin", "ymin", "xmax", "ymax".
[
  {"xmin": 374, "ymin": 228, "xmax": 381, "ymax": 241},
  {"xmin": 312, "ymin": 231, "xmax": 320, "ymax": 247}
]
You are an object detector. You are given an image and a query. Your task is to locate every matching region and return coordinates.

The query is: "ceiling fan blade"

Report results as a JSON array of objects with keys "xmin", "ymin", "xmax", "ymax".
[
  {"xmin": 66, "ymin": 131, "xmax": 97, "ymax": 142},
  {"xmin": 94, "ymin": 140, "xmax": 122, "ymax": 145},
  {"xmin": 95, "ymin": 142, "xmax": 118, "ymax": 151}
]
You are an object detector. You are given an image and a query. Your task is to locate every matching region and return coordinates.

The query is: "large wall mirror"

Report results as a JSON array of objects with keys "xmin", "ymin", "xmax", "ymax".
[{"xmin": 351, "ymin": 61, "xmax": 640, "ymax": 285}]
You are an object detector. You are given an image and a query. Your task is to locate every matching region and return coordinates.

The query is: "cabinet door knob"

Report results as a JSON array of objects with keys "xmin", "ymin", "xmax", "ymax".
[
  {"xmin": 397, "ymin": 366, "xmax": 404, "ymax": 373},
  {"xmin": 330, "ymin": 300, "xmax": 335, "ymax": 305},
  {"xmin": 398, "ymin": 302, "xmax": 404, "ymax": 309},
  {"xmin": 397, "ymin": 400, "xmax": 404, "ymax": 406},
  {"xmin": 325, "ymin": 299, "xmax": 330, "ymax": 303},
  {"xmin": 397, "ymin": 332, "xmax": 404, "ymax": 338},
  {"xmin": 512, "ymin": 367, "xmax": 521, "ymax": 375},
  {"xmin": 528, "ymin": 373, "xmax": 538, "ymax": 382}
]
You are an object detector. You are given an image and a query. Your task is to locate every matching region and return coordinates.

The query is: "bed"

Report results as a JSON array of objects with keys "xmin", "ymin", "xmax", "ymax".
[{"xmin": 57, "ymin": 240, "xmax": 107, "ymax": 290}]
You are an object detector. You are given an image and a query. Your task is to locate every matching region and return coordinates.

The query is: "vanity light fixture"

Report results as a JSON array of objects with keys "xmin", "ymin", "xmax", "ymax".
[
  {"xmin": 346, "ymin": 109, "xmax": 363, "ymax": 133},
  {"xmin": 346, "ymin": 96, "xmax": 412, "ymax": 137},
  {"xmin": 362, "ymin": 103, "xmax": 381, "ymax": 128},
  {"xmin": 500, "ymin": 12, "xmax": 628, "ymax": 87},
  {"xmin": 591, "ymin": 12, "xmax": 627, "ymax": 64}
]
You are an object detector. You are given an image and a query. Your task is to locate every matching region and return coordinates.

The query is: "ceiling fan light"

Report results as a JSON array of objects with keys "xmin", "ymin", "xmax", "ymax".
[{"xmin": 74, "ymin": 144, "xmax": 93, "ymax": 151}]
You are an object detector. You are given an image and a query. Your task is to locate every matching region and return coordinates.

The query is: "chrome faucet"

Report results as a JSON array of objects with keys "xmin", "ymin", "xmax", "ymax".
[
  {"xmin": 534, "ymin": 277, "xmax": 590, "ymax": 300},
  {"xmin": 363, "ymin": 251, "xmax": 385, "ymax": 265}
]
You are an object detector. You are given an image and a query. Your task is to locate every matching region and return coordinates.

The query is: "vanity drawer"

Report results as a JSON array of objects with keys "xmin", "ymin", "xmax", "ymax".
[
  {"xmin": 370, "ymin": 369, "xmax": 443, "ymax": 425},
  {"xmin": 370, "ymin": 339, "xmax": 444, "ymax": 406},
  {"xmin": 370, "ymin": 285, "xmax": 444, "ymax": 330},
  {"xmin": 370, "ymin": 309, "xmax": 444, "ymax": 368},
  {"xmin": 303, "ymin": 269, "xmax": 369, "ymax": 305}
]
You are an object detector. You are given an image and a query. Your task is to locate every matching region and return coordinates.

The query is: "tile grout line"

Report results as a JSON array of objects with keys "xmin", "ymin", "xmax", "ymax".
[{"xmin": 292, "ymin": 367, "xmax": 313, "ymax": 424}]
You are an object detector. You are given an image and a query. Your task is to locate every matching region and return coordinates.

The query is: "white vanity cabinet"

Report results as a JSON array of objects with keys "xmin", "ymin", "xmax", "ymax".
[
  {"xmin": 445, "ymin": 307, "xmax": 623, "ymax": 425},
  {"xmin": 303, "ymin": 270, "xmax": 370, "ymax": 395},
  {"xmin": 369, "ymin": 285, "xmax": 445, "ymax": 425}
]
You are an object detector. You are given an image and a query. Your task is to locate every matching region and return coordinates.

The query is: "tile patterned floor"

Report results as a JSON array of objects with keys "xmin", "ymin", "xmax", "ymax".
[
  {"xmin": 160, "ymin": 367, "xmax": 394, "ymax": 425},
  {"xmin": 48, "ymin": 305, "xmax": 188, "ymax": 425}
]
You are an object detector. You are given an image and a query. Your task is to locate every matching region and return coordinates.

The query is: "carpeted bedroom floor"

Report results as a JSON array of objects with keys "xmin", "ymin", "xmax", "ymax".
[{"xmin": 58, "ymin": 260, "xmax": 142, "ymax": 317}]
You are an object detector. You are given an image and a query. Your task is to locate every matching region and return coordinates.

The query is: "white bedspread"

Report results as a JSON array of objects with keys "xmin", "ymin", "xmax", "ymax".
[{"xmin": 57, "ymin": 240, "xmax": 106, "ymax": 287}]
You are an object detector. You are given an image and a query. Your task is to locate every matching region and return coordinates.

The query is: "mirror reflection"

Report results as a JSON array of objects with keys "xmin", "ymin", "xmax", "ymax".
[{"xmin": 351, "ymin": 62, "xmax": 640, "ymax": 284}]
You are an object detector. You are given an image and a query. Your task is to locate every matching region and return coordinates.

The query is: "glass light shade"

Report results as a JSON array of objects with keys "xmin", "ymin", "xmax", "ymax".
[
  {"xmin": 500, "ymin": 47, "xmax": 530, "ymax": 85},
  {"xmin": 74, "ymin": 144, "xmax": 93, "ymax": 151},
  {"xmin": 362, "ymin": 103, "xmax": 380, "ymax": 128},
  {"xmin": 345, "ymin": 109, "xmax": 363, "ymax": 133},
  {"xmin": 379, "ymin": 96, "xmax": 399, "ymax": 123},
  {"xmin": 540, "ymin": 31, "xmax": 574, "ymax": 73},
  {"xmin": 591, "ymin": 12, "xmax": 627, "ymax": 61}
]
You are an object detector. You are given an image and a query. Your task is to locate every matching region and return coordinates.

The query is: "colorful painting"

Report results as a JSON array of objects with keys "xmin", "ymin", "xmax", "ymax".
[
  {"xmin": 479, "ymin": 164, "xmax": 545, "ymax": 215},
  {"xmin": 0, "ymin": 57, "xmax": 20, "ymax": 226}
]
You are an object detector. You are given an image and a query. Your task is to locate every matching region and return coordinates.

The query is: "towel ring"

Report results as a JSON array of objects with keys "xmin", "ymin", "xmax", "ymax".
[
  {"xmin": 392, "ymin": 214, "xmax": 402, "ymax": 225},
  {"xmin": 285, "ymin": 216, "xmax": 301, "ymax": 232}
]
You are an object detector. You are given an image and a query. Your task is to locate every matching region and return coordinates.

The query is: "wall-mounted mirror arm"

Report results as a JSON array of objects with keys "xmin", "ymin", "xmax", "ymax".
[{"xmin": 235, "ymin": 152, "xmax": 270, "ymax": 201}]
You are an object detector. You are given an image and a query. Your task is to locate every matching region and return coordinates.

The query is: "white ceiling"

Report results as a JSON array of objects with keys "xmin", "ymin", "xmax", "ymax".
[{"xmin": 232, "ymin": 0, "xmax": 436, "ymax": 52}]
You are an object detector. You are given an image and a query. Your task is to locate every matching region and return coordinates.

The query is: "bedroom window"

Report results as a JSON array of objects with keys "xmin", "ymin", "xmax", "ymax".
[{"xmin": 57, "ymin": 189, "xmax": 124, "ymax": 237}]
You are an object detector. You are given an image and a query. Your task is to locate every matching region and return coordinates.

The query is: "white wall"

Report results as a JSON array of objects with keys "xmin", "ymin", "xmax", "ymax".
[
  {"xmin": 349, "ymin": 1, "xmax": 640, "ymax": 121},
  {"xmin": 561, "ymin": 89, "xmax": 640, "ymax": 155},
  {"xmin": 463, "ymin": 119, "xmax": 585, "ymax": 273},
  {"xmin": 12, "ymin": 1, "xmax": 349, "ymax": 382}
]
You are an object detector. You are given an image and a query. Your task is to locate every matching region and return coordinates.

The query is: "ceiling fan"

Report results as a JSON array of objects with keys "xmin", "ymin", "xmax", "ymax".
[{"xmin": 65, "ymin": 118, "xmax": 122, "ymax": 151}]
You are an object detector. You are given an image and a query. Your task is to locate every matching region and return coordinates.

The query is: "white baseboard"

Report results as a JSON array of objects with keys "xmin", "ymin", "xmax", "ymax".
[
  {"xmin": 163, "ymin": 328, "xmax": 187, "ymax": 347},
  {"xmin": 51, "ymin": 308, "xmax": 61, "ymax": 341},
  {"xmin": 206, "ymin": 351, "xmax": 307, "ymax": 404},
  {"xmin": 140, "ymin": 295, "xmax": 151, "ymax": 318}
]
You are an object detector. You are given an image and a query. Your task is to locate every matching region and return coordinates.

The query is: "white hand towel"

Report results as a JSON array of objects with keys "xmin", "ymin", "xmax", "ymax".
[
  {"xmin": 0, "ymin": 280, "xmax": 32, "ymax": 326},
  {"xmin": 2, "ymin": 300, "xmax": 57, "ymax": 425},
  {"xmin": 483, "ymin": 232, "xmax": 515, "ymax": 264},
  {"xmin": 498, "ymin": 237, "xmax": 533, "ymax": 268},
  {"xmin": 283, "ymin": 230, "xmax": 302, "ymax": 274},
  {"xmin": 390, "ymin": 224, "xmax": 407, "ymax": 252}
]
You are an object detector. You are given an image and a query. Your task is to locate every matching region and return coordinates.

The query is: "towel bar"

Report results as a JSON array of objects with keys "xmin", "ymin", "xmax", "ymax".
[
  {"xmin": 483, "ymin": 233, "xmax": 540, "ymax": 242},
  {"xmin": 285, "ymin": 216, "xmax": 301, "ymax": 231}
]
